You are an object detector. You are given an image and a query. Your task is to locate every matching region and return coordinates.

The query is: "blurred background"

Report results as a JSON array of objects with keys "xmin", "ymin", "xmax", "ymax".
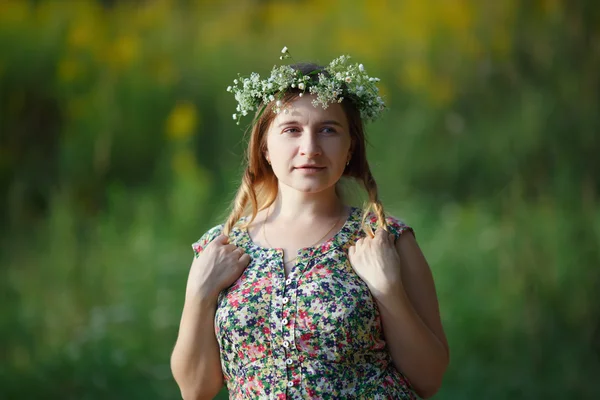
[{"xmin": 1, "ymin": 0, "xmax": 599, "ymax": 398}]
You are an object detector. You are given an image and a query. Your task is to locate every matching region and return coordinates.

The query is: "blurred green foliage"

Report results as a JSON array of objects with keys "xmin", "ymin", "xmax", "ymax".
[{"xmin": 1, "ymin": 0, "xmax": 599, "ymax": 398}]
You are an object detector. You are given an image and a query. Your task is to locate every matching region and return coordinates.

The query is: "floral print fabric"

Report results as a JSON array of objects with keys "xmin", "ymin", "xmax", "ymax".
[{"xmin": 192, "ymin": 207, "xmax": 417, "ymax": 399}]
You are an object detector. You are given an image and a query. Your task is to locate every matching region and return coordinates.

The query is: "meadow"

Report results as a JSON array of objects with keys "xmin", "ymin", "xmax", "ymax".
[{"xmin": 1, "ymin": 1, "xmax": 599, "ymax": 398}]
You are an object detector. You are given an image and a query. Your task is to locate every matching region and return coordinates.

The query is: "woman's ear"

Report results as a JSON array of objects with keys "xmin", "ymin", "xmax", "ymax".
[{"xmin": 347, "ymin": 144, "xmax": 354, "ymax": 164}]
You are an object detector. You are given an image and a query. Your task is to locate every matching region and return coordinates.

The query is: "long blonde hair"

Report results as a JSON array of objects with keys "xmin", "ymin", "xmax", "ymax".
[{"xmin": 223, "ymin": 63, "xmax": 389, "ymax": 236}]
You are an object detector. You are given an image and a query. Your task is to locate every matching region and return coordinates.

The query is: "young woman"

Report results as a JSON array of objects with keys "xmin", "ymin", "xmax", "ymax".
[{"xmin": 171, "ymin": 49, "xmax": 449, "ymax": 399}]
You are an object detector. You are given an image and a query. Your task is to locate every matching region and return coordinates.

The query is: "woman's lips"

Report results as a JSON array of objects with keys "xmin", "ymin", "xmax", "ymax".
[{"xmin": 295, "ymin": 166, "xmax": 325, "ymax": 173}]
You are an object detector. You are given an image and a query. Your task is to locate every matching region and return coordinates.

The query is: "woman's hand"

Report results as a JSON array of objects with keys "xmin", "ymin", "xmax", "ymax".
[
  {"xmin": 348, "ymin": 228, "xmax": 403, "ymax": 299},
  {"xmin": 186, "ymin": 234, "xmax": 251, "ymax": 303}
]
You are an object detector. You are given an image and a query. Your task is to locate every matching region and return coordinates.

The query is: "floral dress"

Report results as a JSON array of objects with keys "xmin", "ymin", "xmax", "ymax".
[{"xmin": 192, "ymin": 206, "xmax": 417, "ymax": 399}]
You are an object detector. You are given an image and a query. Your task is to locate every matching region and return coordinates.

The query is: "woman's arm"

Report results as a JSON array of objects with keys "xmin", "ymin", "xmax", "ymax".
[
  {"xmin": 376, "ymin": 232, "xmax": 449, "ymax": 399},
  {"xmin": 170, "ymin": 231, "xmax": 250, "ymax": 400},
  {"xmin": 170, "ymin": 274, "xmax": 224, "ymax": 400}
]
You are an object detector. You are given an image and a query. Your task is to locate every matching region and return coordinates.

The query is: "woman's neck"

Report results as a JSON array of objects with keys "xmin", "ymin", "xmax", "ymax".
[{"xmin": 267, "ymin": 185, "xmax": 344, "ymax": 222}]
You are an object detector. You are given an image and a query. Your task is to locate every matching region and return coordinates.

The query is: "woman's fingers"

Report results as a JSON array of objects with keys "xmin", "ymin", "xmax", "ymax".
[
  {"xmin": 222, "ymin": 243, "xmax": 238, "ymax": 253},
  {"xmin": 238, "ymin": 253, "xmax": 251, "ymax": 266},
  {"xmin": 234, "ymin": 247, "xmax": 245, "ymax": 257},
  {"xmin": 375, "ymin": 228, "xmax": 387, "ymax": 242},
  {"xmin": 215, "ymin": 234, "xmax": 229, "ymax": 245}
]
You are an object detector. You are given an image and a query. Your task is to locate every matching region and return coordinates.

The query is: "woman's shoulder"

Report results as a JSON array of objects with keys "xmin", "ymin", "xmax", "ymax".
[{"xmin": 191, "ymin": 223, "xmax": 225, "ymax": 256}]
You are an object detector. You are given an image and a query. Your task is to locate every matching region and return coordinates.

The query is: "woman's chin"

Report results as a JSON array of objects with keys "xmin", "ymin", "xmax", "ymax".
[{"xmin": 284, "ymin": 181, "xmax": 334, "ymax": 194}]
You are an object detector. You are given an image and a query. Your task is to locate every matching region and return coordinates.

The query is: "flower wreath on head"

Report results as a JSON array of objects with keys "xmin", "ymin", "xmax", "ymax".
[{"xmin": 227, "ymin": 46, "xmax": 387, "ymax": 125}]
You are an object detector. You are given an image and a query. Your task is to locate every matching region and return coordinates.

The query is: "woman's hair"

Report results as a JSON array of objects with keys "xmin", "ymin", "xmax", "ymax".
[{"xmin": 222, "ymin": 62, "xmax": 389, "ymax": 236}]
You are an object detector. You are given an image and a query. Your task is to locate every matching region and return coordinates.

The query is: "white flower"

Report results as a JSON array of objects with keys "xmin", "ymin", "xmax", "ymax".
[{"xmin": 227, "ymin": 50, "xmax": 386, "ymax": 124}]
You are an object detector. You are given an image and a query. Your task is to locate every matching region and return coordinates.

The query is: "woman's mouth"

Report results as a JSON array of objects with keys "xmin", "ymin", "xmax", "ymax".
[{"xmin": 295, "ymin": 166, "xmax": 325, "ymax": 173}]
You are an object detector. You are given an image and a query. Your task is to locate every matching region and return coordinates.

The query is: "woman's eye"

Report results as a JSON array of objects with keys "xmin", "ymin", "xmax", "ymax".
[
  {"xmin": 321, "ymin": 127, "xmax": 337, "ymax": 134},
  {"xmin": 283, "ymin": 128, "xmax": 300, "ymax": 133}
]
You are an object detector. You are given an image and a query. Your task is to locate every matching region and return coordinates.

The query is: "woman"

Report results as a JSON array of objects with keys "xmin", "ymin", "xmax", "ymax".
[{"xmin": 171, "ymin": 49, "xmax": 449, "ymax": 399}]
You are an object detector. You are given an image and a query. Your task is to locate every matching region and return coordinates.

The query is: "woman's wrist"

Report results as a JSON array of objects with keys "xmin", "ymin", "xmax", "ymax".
[
  {"xmin": 186, "ymin": 288, "xmax": 219, "ymax": 311},
  {"xmin": 373, "ymin": 281, "xmax": 410, "ymax": 312}
]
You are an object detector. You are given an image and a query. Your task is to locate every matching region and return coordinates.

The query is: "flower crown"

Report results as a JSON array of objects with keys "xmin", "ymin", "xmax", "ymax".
[{"xmin": 227, "ymin": 47, "xmax": 387, "ymax": 125}]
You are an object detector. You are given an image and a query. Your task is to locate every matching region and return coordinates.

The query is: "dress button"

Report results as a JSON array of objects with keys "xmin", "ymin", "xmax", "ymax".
[
  {"xmin": 285, "ymin": 278, "xmax": 292, "ymax": 285},
  {"xmin": 287, "ymin": 381, "xmax": 294, "ymax": 387},
  {"xmin": 286, "ymin": 358, "xmax": 293, "ymax": 365},
  {"xmin": 281, "ymin": 318, "xmax": 288, "ymax": 326},
  {"xmin": 282, "ymin": 297, "xmax": 289, "ymax": 304},
  {"xmin": 282, "ymin": 340, "xmax": 290, "ymax": 348}
]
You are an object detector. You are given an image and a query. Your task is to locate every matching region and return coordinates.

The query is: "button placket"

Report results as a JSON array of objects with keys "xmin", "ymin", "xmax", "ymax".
[
  {"xmin": 282, "ymin": 269, "xmax": 298, "ymax": 352},
  {"xmin": 269, "ymin": 255, "xmax": 287, "ymax": 354},
  {"xmin": 281, "ymin": 265, "xmax": 300, "ymax": 394},
  {"xmin": 264, "ymin": 253, "xmax": 292, "ymax": 397}
]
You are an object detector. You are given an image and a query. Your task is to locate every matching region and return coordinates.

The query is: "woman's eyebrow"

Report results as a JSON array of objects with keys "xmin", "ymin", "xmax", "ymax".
[
  {"xmin": 320, "ymin": 120, "xmax": 344, "ymax": 127},
  {"xmin": 277, "ymin": 120, "xmax": 302, "ymax": 128},
  {"xmin": 277, "ymin": 120, "xmax": 344, "ymax": 128}
]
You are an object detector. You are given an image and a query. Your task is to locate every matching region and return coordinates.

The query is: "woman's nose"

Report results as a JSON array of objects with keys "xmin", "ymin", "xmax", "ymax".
[{"xmin": 299, "ymin": 133, "xmax": 322, "ymax": 157}]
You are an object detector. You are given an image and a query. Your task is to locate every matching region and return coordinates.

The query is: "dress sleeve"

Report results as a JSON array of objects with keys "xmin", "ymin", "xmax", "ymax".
[
  {"xmin": 384, "ymin": 215, "xmax": 415, "ymax": 242},
  {"xmin": 364, "ymin": 211, "xmax": 414, "ymax": 241},
  {"xmin": 191, "ymin": 224, "xmax": 225, "ymax": 258}
]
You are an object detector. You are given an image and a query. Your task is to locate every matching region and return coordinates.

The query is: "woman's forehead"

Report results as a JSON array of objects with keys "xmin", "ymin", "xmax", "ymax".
[{"xmin": 272, "ymin": 95, "xmax": 347, "ymax": 126}]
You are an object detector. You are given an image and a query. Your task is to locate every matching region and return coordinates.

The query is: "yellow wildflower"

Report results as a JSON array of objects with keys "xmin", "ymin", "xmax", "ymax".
[{"xmin": 166, "ymin": 102, "xmax": 199, "ymax": 140}]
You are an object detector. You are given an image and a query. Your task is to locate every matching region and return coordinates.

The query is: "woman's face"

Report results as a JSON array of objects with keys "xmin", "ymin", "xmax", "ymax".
[{"xmin": 264, "ymin": 94, "xmax": 352, "ymax": 194}]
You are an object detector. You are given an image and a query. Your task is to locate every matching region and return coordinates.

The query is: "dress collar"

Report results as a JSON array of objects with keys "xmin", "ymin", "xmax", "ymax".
[{"xmin": 231, "ymin": 206, "xmax": 363, "ymax": 261}]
